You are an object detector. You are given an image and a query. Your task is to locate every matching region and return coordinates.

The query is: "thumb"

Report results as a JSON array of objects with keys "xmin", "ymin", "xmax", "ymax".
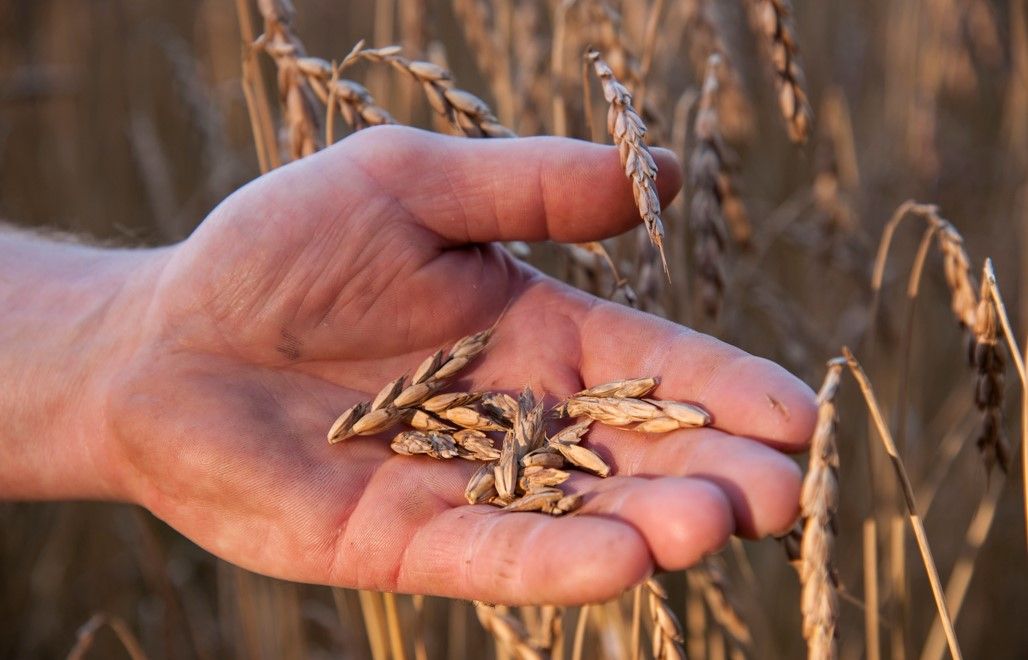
[{"xmin": 334, "ymin": 125, "xmax": 683, "ymax": 244}]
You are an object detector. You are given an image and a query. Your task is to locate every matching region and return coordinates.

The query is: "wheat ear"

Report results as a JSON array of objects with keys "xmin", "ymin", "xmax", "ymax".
[
  {"xmin": 645, "ymin": 578, "xmax": 686, "ymax": 660},
  {"xmin": 586, "ymin": 47, "xmax": 670, "ymax": 279},
  {"xmin": 749, "ymin": 0, "xmax": 813, "ymax": 142},
  {"xmin": 800, "ymin": 358, "xmax": 844, "ymax": 660},
  {"xmin": 356, "ymin": 46, "xmax": 515, "ymax": 138},
  {"xmin": 971, "ymin": 268, "xmax": 1010, "ymax": 475},
  {"xmin": 254, "ymin": 1, "xmax": 396, "ymax": 159},
  {"xmin": 689, "ymin": 54, "xmax": 737, "ymax": 319}
]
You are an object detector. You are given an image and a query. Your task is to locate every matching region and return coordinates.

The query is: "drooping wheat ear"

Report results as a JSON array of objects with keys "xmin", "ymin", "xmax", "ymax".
[
  {"xmin": 871, "ymin": 203, "xmax": 978, "ymax": 331},
  {"xmin": 586, "ymin": 47, "xmax": 670, "ymax": 279},
  {"xmin": 356, "ymin": 46, "xmax": 516, "ymax": 138},
  {"xmin": 645, "ymin": 578, "xmax": 687, "ymax": 660},
  {"xmin": 971, "ymin": 269, "xmax": 1010, "ymax": 475},
  {"xmin": 692, "ymin": 556, "xmax": 753, "ymax": 653},
  {"xmin": 295, "ymin": 52, "xmax": 395, "ymax": 135},
  {"xmin": 689, "ymin": 55, "xmax": 736, "ymax": 318},
  {"xmin": 934, "ymin": 220, "xmax": 979, "ymax": 331},
  {"xmin": 800, "ymin": 358, "xmax": 844, "ymax": 660},
  {"xmin": 474, "ymin": 602, "xmax": 548, "ymax": 660},
  {"xmin": 748, "ymin": 0, "xmax": 813, "ymax": 143}
]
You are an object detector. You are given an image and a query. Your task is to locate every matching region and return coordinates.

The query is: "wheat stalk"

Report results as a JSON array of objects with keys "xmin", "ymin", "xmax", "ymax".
[
  {"xmin": 586, "ymin": 47, "xmax": 670, "ymax": 279},
  {"xmin": 67, "ymin": 613, "xmax": 147, "ymax": 660},
  {"xmin": 748, "ymin": 0, "xmax": 813, "ymax": 142},
  {"xmin": 800, "ymin": 358, "xmax": 844, "ymax": 660}
]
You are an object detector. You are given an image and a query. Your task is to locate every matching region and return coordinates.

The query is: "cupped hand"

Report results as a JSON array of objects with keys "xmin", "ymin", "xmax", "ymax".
[{"xmin": 107, "ymin": 126, "xmax": 816, "ymax": 605}]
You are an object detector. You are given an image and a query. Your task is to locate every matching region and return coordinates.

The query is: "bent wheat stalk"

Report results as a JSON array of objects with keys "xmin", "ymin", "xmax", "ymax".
[{"xmin": 843, "ymin": 348, "xmax": 963, "ymax": 660}]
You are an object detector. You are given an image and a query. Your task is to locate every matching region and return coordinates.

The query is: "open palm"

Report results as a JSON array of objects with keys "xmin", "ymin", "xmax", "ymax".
[{"xmin": 109, "ymin": 126, "xmax": 816, "ymax": 605}]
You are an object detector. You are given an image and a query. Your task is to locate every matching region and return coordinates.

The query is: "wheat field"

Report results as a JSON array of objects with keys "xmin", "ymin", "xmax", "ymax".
[{"xmin": 1, "ymin": 0, "xmax": 1027, "ymax": 658}]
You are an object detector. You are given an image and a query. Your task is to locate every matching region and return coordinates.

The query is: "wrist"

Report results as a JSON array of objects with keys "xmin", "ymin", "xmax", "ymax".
[{"xmin": 0, "ymin": 231, "xmax": 170, "ymax": 501}]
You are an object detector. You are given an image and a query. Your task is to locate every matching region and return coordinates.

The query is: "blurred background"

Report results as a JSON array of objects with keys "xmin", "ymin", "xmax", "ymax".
[{"xmin": 1, "ymin": 0, "xmax": 1026, "ymax": 658}]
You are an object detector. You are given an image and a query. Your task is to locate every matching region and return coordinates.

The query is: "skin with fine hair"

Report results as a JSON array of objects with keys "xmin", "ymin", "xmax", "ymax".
[{"xmin": 0, "ymin": 126, "xmax": 816, "ymax": 605}]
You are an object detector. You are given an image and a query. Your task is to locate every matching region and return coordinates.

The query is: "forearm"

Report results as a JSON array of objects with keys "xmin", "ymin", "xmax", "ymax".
[{"xmin": 0, "ymin": 226, "xmax": 165, "ymax": 500}]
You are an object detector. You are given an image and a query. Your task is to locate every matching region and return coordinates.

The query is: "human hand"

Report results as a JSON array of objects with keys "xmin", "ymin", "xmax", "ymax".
[{"xmin": 103, "ymin": 126, "xmax": 816, "ymax": 604}]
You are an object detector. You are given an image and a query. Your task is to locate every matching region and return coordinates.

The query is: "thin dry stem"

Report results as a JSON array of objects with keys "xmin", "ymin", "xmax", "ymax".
[
  {"xmin": 236, "ymin": 0, "xmax": 280, "ymax": 172},
  {"xmin": 67, "ymin": 613, "xmax": 148, "ymax": 660},
  {"xmin": 630, "ymin": 584, "xmax": 642, "ymax": 660},
  {"xmin": 382, "ymin": 592, "xmax": 408, "ymax": 660},
  {"xmin": 358, "ymin": 590, "xmax": 391, "ymax": 660},
  {"xmin": 863, "ymin": 520, "xmax": 881, "ymax": 660},
  {"xmin": 571, "ymin": 605, "xmax": 590, "ymax": 660},
  {"xmin": 842, "ymin": 348, "xmax": 963, "ymax": 660}
]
